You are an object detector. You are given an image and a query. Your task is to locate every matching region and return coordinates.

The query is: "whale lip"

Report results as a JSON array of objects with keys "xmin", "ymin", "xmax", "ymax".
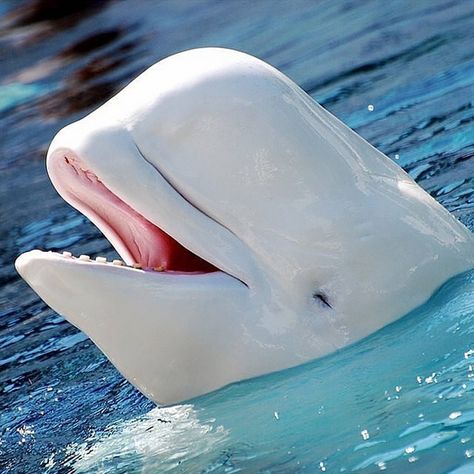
[{"xmin": 45, "ymin": 147, "xmax": 222, "ymax": 276}]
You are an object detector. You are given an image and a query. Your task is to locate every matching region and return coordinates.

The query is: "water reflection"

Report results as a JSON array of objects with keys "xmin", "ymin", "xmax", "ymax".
[{"xmin": 6, "ymin": 0, "xmax": 112, "ymax": 35}]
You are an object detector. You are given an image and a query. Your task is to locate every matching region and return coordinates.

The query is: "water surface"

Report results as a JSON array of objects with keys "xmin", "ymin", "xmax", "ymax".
[{"xmin": 1, "ymin": 0, "xmax": 473, "ymax": 472}]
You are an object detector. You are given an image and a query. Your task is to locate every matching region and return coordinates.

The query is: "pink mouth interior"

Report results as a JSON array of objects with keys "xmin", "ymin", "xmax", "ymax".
[{"xmin": 52, "ymin": 153, "xmax": 217, "ymax": 273}]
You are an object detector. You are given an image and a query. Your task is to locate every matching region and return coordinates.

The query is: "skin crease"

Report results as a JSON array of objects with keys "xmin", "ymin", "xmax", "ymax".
[{"xmin": 16, "ymin": 48, "xmax": 474, "ymax": 405}]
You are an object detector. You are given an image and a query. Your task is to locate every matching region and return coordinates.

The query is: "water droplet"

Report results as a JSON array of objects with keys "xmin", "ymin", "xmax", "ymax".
[
  {"xmin": 408, "ymin": 456, "xmax": 418, "ymax": 463},
  {"xmin": 395, "ymin": 386, "xmax": 402, "ymax": 393},
  {"xmin": 361, "ymin": 429, "xmax": 370, "ymax": 440},
  {"xmin": 319, "ymin": 461, "xmax": 327, "ymax": 472},
  {"xmin": 395, "ymin": 154, "xmax": 400, "ymax": 160},
  {"xmin": 449, "ymin": 411, "xmax": 462, "ymax": 420},
  {"xmin": 274, "ymin": 411, "xmax": 279, "ymax": 420},
  {"xmin": 377, "ymin": 461, "xmax": 386, "ymax": 470},
  {"xmin": 425, "ymin": 373, "xmax": 437, "ymax": 384},
  {"xmin": 465, "ymin": 449, "xmax": 474, "ymax": 458},
  {"xmin": 464, "ymin": 349, "xmax": 474, "ymax": 359},
  {"xmin": 368, "ymin": 104, "xmax": 374, "ymax": 111},
  {"xmin": 17, "ymin": 425, "xmax": 34, "ymax": 437},
  {"xmin": 405, "ymin": 446, "xmax": 415, "ymax": 454}
]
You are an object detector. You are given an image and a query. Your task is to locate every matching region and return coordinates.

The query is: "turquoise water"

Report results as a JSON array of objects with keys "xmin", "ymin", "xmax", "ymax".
[{"xmin": 1, "ymin": 0, "xmax": 473, "ymax": 472}]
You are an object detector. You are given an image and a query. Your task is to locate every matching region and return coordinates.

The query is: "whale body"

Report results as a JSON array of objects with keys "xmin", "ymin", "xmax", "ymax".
[{"xmin": 15, "ymin": 48, "xmax": 474, "ymax": 405}]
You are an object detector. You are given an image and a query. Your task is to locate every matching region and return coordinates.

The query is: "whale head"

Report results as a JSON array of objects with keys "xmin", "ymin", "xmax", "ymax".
[{"xmin": 16, "ymin": 48, "xmax": 474, "ymax": 404}]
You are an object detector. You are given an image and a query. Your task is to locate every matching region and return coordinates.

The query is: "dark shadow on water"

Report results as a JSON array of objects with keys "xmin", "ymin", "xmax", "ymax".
[{"xmin": 9, "ymin": 0, "xmax": 111, "ymax": 28}]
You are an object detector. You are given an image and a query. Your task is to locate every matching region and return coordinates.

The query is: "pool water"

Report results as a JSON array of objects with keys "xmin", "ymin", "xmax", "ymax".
[{"xmin": 1, "ymin": 0, "xmax": 473, "ymax": 472}]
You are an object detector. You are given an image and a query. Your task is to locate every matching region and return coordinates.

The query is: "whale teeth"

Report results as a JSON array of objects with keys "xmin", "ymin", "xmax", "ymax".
[
  {"xmin": 153, "ymin": 266, "xmax": 164, "ymax": 272},
  {"xmin": 60, "ymin": 252, "xmax": 138, "ymax": 269}
]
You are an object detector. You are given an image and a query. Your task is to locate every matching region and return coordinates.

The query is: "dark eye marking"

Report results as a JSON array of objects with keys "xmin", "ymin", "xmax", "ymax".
[{"xmin": 313, "ymin": 292, "xmax": 332, "ymax": 309}]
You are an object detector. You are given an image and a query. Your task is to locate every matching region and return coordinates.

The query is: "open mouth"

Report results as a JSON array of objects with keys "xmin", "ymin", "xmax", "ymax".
[{"xmin": 49, "ymin": 152, "xmax": 218, "ymax": 274}]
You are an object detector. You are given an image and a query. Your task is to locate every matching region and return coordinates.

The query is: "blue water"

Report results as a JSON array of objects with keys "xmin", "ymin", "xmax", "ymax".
[{"xmin": 1, "ymin": 0, "xmax": 473, "ymax": 472}]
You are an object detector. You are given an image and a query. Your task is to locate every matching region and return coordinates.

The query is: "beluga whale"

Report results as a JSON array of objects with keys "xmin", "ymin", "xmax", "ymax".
[{"xmin": 16, "ymin": 48, "xmax": 474, "ymax": 405}]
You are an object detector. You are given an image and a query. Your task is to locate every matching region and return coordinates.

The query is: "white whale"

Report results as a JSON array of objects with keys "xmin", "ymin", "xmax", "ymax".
[{"xmin": 15, "ymin": 48, "xmax": 474, "ymax": 405}]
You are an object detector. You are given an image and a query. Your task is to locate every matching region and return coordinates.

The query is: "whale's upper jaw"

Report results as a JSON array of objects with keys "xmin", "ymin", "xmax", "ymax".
[
  {"xmin": 15, "ymin": 136, "xmax": 247, "ymax": 297},
  {"xmin": 45, "ymin": 147, "xmax": 218, "ymax": 274}
]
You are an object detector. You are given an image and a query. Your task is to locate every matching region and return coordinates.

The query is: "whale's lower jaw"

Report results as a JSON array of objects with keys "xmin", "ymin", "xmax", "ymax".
[{"xmin": 15, "ymin": 249, "xmax": 256, "ymax": 404}]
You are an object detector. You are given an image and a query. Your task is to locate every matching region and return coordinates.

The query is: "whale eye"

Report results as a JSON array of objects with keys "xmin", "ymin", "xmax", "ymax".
[{"xmin": 313, "ymin": 292, "xmax": 332, "ymax": 309}]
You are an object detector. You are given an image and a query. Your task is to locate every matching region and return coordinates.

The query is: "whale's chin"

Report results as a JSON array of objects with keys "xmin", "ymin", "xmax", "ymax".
[{"xmin": 47, "ymin": 150, "xmax": 218, "ymax": 274}]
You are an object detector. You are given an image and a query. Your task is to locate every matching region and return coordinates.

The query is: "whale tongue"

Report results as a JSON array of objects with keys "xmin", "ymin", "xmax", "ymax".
[{"xmin": 53, "ymin": 154, "xmax": 217, "ymax": 272}]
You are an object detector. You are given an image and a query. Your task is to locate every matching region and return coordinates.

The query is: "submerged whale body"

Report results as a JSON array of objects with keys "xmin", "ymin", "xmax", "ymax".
[{"xmin": 15, "ymin": 48, "xmax": 474, "ymax": 405}]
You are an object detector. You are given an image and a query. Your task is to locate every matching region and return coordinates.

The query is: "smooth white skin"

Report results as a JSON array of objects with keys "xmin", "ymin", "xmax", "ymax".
[{"xmin": 16, "ymin": 48, "xmax": 474, "ymax": 404}]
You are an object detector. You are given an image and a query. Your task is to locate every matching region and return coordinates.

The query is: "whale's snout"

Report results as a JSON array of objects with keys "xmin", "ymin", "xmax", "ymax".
[{"xmin": 15, "ymin": 250, "xmax": 35, "ymax": 282}]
